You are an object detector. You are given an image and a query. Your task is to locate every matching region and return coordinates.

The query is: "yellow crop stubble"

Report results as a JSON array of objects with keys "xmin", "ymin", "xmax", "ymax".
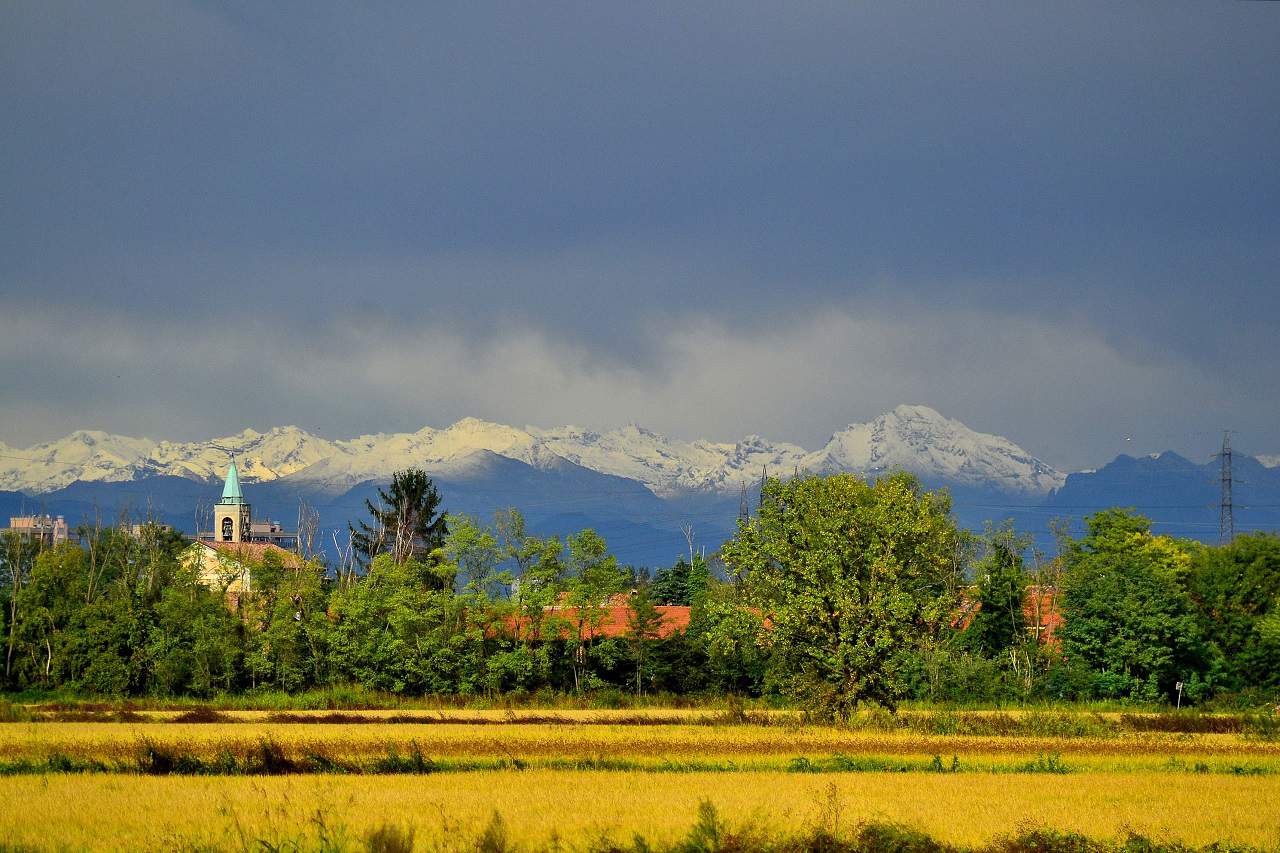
[
  {"xmin": 2, "ymin": 723, "xmax": 1278, "ymax": 765},
  {"xmin": 1, "ymin": 771, "xmax": 1279, "ymax": 851}
]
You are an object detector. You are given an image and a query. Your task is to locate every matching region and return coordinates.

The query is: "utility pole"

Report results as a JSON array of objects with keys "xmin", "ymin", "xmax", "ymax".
[{"xmin": 1217, "ymin": 430, "xmax": 1234, "ymax": 545}]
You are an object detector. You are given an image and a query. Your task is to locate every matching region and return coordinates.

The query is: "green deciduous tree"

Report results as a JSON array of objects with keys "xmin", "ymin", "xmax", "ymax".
[
  {"xmin": 147, "ymin": 563, "xmax": 241, "ymax": 696},
  {"xmin": 722, "ymin": 472, "xmax": 962, "ymax": 719},
  {"xmin": 241, "ymin": 550, "xmax": 330, "ymax": 692},
  {"xmin": 563, "ymin": 528, "xmax": 625, "ymax": 692},
  {"xmin": 1184, "ymin": 532, "xmax": 1280, "ymax": 694},
  {"xmin": 966, "ymin": 522, "xmax": 1031, "ymax": 659},
  {"xmin": 497, "ymin": 509, "xmax": 564, "ymax": 648},
  {"xmin": 1, "ymin": 530, "xmax": 39, "ymax": 684},
  {"xmin": 626, "ymin": 584, "xmax": 662, "ymax": 695},
  {"xmin": 326, "ymin": 553, "xmax": 464, "ymax": 694},
  {"xmin": 1059, "ymin": 509, "xmax": 1204, "ymax": 702}
]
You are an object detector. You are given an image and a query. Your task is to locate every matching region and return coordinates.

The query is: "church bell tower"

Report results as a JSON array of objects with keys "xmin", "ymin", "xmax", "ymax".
[{"xmin": 214, "ymin": 459, "xmax": 252, "ymax": 543}]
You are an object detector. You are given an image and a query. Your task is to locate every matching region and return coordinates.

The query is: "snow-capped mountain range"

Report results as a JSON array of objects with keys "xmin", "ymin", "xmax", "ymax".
[{"xmin": 0, "ymin": 405, "xmax": 1066, "ymax": 497}]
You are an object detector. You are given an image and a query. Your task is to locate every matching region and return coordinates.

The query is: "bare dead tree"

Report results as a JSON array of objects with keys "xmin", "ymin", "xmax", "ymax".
[
  {"xmin": 679, "ymin": 523, "xmax": 695, "ymax": 566},
  {"xmin": 138, "ymin": 499, "xmax": 165, "ymax": 597},
  {"xmin": 2, "ymin": 529, "xmax": 32, "ymax": 680},
  {"xmin": 83, "ymin": 504, "xmax": 105, "ymax": 605},
  {"xmin": 194, "ymin": 498, "xmax": 212, "ymax": 542},
  {"xmin": 393, "ymin": 500, "xmax": 414, "ymax": 566},
  {"xmin": 332, "ymin": 529, "xmax": 357, "ymax": 588},
  {"xmin": 296, "ymin": 498, "xmax": 319, "ymax": 560}
]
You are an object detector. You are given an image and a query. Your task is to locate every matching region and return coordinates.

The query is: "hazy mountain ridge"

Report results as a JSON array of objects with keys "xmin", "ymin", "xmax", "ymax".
[
  {"xmin": 1031, "ymin": 450, "xmax": 1280, "ymax": 543},
  {"xmin": 0, "ymin": 405, "xmax": 1064, "ymax": 497}
]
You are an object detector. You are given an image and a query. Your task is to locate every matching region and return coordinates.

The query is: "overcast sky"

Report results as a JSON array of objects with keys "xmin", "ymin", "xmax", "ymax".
[{"xmin": 2, "ymin": 2, "xmax": 1277, "ymax": 470}]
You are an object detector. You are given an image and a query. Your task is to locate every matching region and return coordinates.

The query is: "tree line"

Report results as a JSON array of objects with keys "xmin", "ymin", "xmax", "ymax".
[{"xmin": 1, "ymin": 469, "xmax": 1277, "ymax": 717}]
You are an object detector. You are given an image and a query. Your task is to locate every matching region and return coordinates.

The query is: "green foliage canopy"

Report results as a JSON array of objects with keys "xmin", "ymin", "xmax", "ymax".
[
  {"xmin": 721, "ymin": 472, "xmax": 962, "ymax": 719},
  {"xmin": 1058, "ymin": 510, "xmax": 1204, "ymax": 702}
]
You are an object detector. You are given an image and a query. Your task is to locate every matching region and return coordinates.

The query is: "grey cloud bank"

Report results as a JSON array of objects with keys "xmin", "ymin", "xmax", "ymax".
[{"xmin": 2, "ymin": 2, "xmax": 1277, "ymax": 469}]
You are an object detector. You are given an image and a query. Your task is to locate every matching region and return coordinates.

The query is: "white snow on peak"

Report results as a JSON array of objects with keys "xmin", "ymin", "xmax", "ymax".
[
  {"xmin": 801, "ymin": 405, "xmax": 1064, "ymax": 495},
  {"xmin": 144, "ymin": 425, "xmax": 337, "ymax": 484},
  {"xmin": 532, "ymin": 424, "xmax": 806, "ymax": 496},
  {"xmin": 1, "ymin": 405, "xmax": 1065, "ymax": 497},
  {"xmin": 283, "ymin": 419, "xmax": 561, "ymax": 491},
  {"xmin": 1259, "ymin": 454, "xmax": 1280, "ymax": 469},
  {"xmin": 0, "ymin": 430, "xmax": 158, "ymax": 492}
]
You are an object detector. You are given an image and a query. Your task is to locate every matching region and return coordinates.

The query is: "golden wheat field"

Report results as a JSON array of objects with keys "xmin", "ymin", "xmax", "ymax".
[
  {"xmin": 0, "ymin": 711, "xmax": 1278, "ymax": 850},
  {"xmin": 1, "ymin": 720, "xmax": 1278, "ymax": 769},
  {"xmin": 2, "ymin": 771, "xmax": 1280, "ymax": 851}
]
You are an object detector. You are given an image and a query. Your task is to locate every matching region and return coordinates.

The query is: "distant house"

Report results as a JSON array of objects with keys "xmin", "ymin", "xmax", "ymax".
[
  {"xmin": 952, "ymin": 585, "xmax": 1064, "ymax": 648},
  {"xmin": 126, "ymin": 522, "xmax": 174, "ymax": 538},
  {"xmin": 6, "ymin": 514, "xmax": 71, "ymax": 547},
  {"xmin": 181, "ymin": 539, "xmax": 305, "ymax": 607},
  {"xmin": 506, "ymin": 592, "xmax": 692, "ymax": 641},
  {"xmin": 504, "ymin": 587, "xmax": 1063, "ymax": 646}
]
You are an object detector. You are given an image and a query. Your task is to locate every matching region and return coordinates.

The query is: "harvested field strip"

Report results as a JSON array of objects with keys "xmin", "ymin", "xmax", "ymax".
[
  {"xmin": 1, "ymin": 771, "xmax": 1278, "ymax": 851},
  {"xmin": 1, "ymin": 723, "xmax": 1277, "ymax": 762},
  {"xmin": 17, "ymin": 705, "xmax": 1278, "ymax": 736},
  {"xmin": 1, "ymin": 723, "xmax": 1279, "ymax": 776},
  {"xmin": 4, "ymin": 749, "xmax": 1279, "ymax": 777}
]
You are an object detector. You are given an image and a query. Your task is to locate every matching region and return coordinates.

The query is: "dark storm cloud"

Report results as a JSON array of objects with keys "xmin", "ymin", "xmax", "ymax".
[{"xmin": 2, "ymin": 2, "xmax": 1278, "ymax": 467}]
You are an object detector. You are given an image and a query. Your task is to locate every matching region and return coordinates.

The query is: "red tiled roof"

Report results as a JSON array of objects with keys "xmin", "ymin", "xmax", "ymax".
[
  {"xmin": 504, "ymin": 599, "xmax": 692, "ymax": 641},
  {"xmin": 197, "ymin": 540, "xmax": 306, "ymax": 567},
  {"xmin": 501, "ymin": 586, "xmax": 1064, "ymax": 647}
]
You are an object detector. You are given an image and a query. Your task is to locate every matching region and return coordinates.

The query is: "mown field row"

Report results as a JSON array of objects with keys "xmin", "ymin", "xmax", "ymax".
[
  {"xmin": 12, "ymin": 703, "xmax": 1280, "ymax": 736},
  {"xmin": 1, "ymin": 771, "xmax": 1278, "ymax": 851},
  {"xmin": 1, "ymin": 722, "xmax": 1278, "ymax": 777}
]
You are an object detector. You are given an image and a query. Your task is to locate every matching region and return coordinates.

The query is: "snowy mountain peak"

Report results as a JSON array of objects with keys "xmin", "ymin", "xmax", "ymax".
[
  {"xmin": 887, "ymin": 403, "xmax": 946, "ymax": 420},
  {"xmin": 805, "ymin": 406, "xmax": 1064, "ymax": 495},
  {"xmin": 1260, "ymin": 455, "xmax": 1280, "ymax": 469},
  {"xmin": 2, "ymin": 406, "xmax": 1065, "ymax": 498},
  {"xmin": 0, "ymin": 431, "xmax": 151, "ymax": 492},
  {"xmin": 445, "ymin": 416, "xmax": 509, "ymax": 433}
]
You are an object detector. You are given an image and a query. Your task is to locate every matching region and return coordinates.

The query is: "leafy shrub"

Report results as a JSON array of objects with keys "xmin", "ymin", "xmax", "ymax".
[{"xmin": 853, "ymin": 821, "xmax": 951, "ymax": 853}]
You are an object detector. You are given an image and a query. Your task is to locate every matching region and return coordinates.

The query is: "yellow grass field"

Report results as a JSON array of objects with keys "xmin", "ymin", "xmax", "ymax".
[
  {"xmin": 1, "ymin": 771, "xmax": 1279, "ymax": 851},
  {"xmin": 1, "ymin": 720, "xmax": 1278, "ymax": 770},
  {"xmin": 0, "ymin": 714, "xmax": 1278, "ymax": 850}
]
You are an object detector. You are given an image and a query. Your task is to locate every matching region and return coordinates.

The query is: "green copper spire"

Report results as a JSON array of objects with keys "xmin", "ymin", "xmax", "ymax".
[{"xmin": 219, "ymin": 459, "xmax": 246, "ymax": 504}]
